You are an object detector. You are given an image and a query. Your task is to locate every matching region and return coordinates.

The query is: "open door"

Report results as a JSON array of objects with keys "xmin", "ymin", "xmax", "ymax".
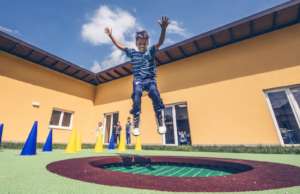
[{"xmin": 103, "ymin": 112, "xmax": 119, "ymax": 144}]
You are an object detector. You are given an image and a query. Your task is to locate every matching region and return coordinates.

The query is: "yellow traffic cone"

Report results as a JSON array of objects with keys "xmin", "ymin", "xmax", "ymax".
[
  {"xmin": 118, "ymin": 129, "xmax": 126, "ymax": 152},
  {"xmin": 65, "ymin": 128, "xmax": 77, "ymax": 153},
  {"xmin": 134, "ymin": 136, "xmax": 142, "ymax": 151},
  {"xmin": 76, "ymin": 129, "xmax": 82, "ymax": 152},
  {"xmin": 94, "ymin": 133, "xmax": 104, "ymax": 152}
]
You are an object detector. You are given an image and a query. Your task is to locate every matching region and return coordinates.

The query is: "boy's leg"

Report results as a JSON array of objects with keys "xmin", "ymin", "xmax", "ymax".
[
  {"xmin": 148, "ymin": 81, "xmax": 166, "ymax": 134},
  {"xmin": 130, "ymin": 81, "xmax": 143, "ymax": 136}
]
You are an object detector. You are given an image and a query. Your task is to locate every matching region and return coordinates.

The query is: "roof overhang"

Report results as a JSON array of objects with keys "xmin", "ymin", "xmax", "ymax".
[
  {"xmin": 0, "ymin": 31, "xmax": 98, "ymax": 85},
  {"xmin": 1, "ymin": 0, "xmax": 299, "ymax": 85}
]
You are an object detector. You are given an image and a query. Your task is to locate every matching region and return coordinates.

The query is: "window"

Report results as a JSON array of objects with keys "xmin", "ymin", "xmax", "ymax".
[
  {"xmin": 265, "ymin": 86, "xmax": 300, "ymax": 144},
  {"xmin": 163, "ymin": 103, "xmax": 192, "ymax": 146},
  {"xmin": 49, "ymin": 109, "xmax": 73, "ymax": 129}
]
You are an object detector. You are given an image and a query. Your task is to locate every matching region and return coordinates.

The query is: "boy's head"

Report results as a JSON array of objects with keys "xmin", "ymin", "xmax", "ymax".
[{"xmin": 136, "ymin": 30, "xmax": 149, "ymax": 52}]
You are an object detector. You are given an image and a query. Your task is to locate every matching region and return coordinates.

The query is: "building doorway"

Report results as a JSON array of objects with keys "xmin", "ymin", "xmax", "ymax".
[
  {"xmin": 163, "ymin": 103, "xmax": 191, "ymax": 145},
  {"xmin": 103, "ymin": 112, "xmax": 119, "ymax": 144}
]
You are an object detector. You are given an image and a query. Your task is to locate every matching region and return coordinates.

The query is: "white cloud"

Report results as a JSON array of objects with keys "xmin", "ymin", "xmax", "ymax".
[
  {"xmin": 101, "ymin": 49, "xmax": 126, "ymax": 70},
  {"xmin": 0, "ymin": 26, "xmax": 19, "ymax": 35},
  {"xmin": 168, "ymin": 20, "xmax": 190, "ymax": 38},
  {"xmin": 81, "ymin": 5, "xmax": 139, "ymax": 46},
  {"xmin": 82, "ymin": 5, "xmax": 142, "ymax": 72},
  {"xmin": 100, "ymin": 37, "xmax": 138, "ymax": 71},
  {"xmin": 90, "ymin": 61, "xmax": 103, "ymax": 73},
  {"xmin": 91, "ymin": 46, "xmax": 131, "ymax": 72}
]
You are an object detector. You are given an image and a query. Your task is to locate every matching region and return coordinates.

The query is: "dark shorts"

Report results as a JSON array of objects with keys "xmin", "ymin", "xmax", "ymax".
[{"xmin": 130, "ymin": 78, "xmax": 165, "ymax": 117}]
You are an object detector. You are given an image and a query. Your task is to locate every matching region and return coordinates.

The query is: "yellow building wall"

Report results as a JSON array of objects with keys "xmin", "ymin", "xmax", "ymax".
[
  {"xmin": 1, "ymin": 24, "xmax": 299, "ymax": 145},
  {"xmin": 94, "ymin": 24, "xmax": 300, "ymax": 145},
  {"xmin": 0, "ymin": 52, "xmax": 97, "ymax": 143}
]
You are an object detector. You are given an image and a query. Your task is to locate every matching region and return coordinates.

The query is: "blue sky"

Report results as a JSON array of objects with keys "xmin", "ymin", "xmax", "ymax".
[{"xmin": 0, "ymin": 0, "xmax": 288, "ymax": 72}]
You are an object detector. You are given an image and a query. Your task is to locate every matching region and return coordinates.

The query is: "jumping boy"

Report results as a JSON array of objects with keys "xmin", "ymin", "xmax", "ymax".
[{"xmin": 105, "ymin": 16, "xmax": 169, "ymax": 136}]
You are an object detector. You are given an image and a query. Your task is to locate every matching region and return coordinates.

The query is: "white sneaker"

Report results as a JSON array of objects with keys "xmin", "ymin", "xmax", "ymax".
[
  {"xmin": 132, "ymin": 128, "xmax": 141, "ymax": 136},
  {"xmin": 158, "ymin": 125, "xmax": 166, "ymax": 134}
]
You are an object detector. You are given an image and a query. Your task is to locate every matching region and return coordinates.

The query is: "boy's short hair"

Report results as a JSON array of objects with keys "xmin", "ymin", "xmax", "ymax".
[{"xmin": 136, "ymin": 30, "xmax": 149, "ymax": 40}]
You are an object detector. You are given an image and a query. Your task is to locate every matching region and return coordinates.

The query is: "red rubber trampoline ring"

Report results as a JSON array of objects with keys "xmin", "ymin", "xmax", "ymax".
[{"xmin": 46, "ymin": 155, "xmax": 300, "ymax": 192}]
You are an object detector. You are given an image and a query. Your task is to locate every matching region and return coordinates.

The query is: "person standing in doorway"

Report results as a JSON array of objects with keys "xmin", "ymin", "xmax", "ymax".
[
  {"xmin": 96, "ymin": 121, "xmax": 103, "ymax": 138},
  {"xmin": 125, "ymin": 117, "xmax": 132, "ymax": 144},
  {"xmin": 114, "ymin": 121, "xmax": 122, "ymax": 145}
]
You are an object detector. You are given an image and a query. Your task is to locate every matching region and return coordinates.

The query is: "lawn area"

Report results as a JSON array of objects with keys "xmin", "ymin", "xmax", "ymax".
[{"xmin": 1, "ymin": 149, "xmax": 300, "ymax": 194}]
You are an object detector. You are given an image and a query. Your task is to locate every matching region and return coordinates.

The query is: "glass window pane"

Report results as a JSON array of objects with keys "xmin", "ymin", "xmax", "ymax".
[
  {"xmin": 175, "ymin": 104, "xmax": 192, "ymax": 145},
  {"xmin": 50, "ymin": 110, "xmax": 61, "ymax": 126},
  {"xmin": 104, "ymin": 115, "xmax": 112, "ymax": 143},
  {"xmin": 112, "ymin": 113, "xmax": 119, "ymax": 127},
  {"xmin": 268, "ymin": 91, "xmax": 300, "ymax": 144},
  {"xmin": 164, "ymin": 107, "xmax": 175, "ymax": 144},
  {"xmin": 291, "ymin": 87, "xmax": 300, "ymax": 109},
  {"xmin": 62, "ymin": 112, "xmax": 72, "ymax": 127}
]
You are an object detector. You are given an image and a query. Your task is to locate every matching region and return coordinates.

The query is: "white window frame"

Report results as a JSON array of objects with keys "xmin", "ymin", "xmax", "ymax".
[
  {"xmin": 103, "ymin": 112, "xmax": 118, "ymax": 144},
  {"xmin": 264, "ymin": 87, "xmax": 300, "ymax": 145},
  {"xmin": 49, "ymin": 108, "xmax": 74, "ymax": 130}
]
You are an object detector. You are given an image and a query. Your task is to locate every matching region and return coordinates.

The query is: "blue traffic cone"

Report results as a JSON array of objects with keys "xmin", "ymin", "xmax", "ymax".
[
  {"xmin": 42, "ymin": 129, "xmax": 52, "ymax": 152},
  {"xmin": 108, "ymin": 133, "xmax": 116, "ymax": 150},
  {"xmin": 0, "ymin": 123, "xmax": 3, "ymax": 146},
  {"xmin": 20, "ymin": 121, "xmax": 38, "ymax": 156}
]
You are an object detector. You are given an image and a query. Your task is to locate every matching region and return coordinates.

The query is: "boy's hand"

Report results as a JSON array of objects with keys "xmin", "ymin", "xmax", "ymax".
[
  {"xmin": 104, "ymin": 27, "xmax": 112, "ymax": 36},
  {"xmin": 156, "ymin": 16, "xmax": 169, "ymax": 49},
  {"xmin": 158, "ymin": 16, "xmax": 169, "ymax": 30}
]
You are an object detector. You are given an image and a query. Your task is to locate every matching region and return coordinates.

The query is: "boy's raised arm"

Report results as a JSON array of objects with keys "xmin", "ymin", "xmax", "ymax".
[
  {"xmin": 155, "ymin": 16, "xmax": 170, "ymax": 49},
  {"xmin": 105, "ymin": 27, "xmax": 126, "ymax": 51}
]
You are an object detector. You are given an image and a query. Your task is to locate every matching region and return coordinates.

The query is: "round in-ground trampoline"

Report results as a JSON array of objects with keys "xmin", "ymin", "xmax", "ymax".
[{"xmin": 47, "ymin": 155, "xmax": 300, "ymax": 192}]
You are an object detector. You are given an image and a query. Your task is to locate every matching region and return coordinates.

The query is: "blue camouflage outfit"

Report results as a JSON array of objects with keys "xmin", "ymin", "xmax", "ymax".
[{"xmin": 124, "ymin": 45, "xmax": 165, "ymax": 128}]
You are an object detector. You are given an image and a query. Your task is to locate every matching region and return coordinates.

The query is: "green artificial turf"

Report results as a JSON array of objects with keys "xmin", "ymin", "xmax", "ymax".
[{"xmin": 0, "ymin": 149, "xmax": 300, "ymax": 194}]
